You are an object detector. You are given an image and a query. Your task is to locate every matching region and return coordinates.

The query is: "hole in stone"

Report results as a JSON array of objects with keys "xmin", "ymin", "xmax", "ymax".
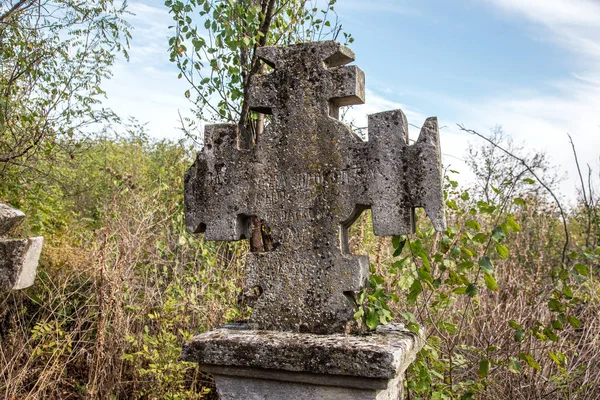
[
  {"xmin": 236, "ymin": 214, "xmax": 252, "ymax": 240},
  {"xmin": 263, "ymin": 62, "xmax": 275, "ymax": 74},
  {"xmin": 251, "ymin": 285, "xmax": 263, "ymax": 297},
  {"xmin": 242, "ymin": 215, "xmax": 279, "ymax": 252},
  {"xmin": 340, "ymin": 205, "xmax": 370, "ymax": 254},
  {"xmin": 241, "ymin": 285, "xmax": 263, "ymax": 308},
  {"xmin": 328, "ymin": 101, "xmax": 340, "ymax": 120}
]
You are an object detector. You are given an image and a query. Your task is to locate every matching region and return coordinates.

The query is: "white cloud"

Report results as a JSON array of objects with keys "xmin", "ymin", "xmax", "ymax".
[
  {"xmin": 441, "ymin": 0, "xmax": 600, "ymax": 201},
  {"xmin": 487, "ymin": 0, "xmax": 600, "ymax": 25},
  {"xmin": 485, "ymin": 0, "xmax": 600, "ymax": 63},
  {"xmin": 343, "ymin": 89, "xmax": 425, "ymax": 130},
  {"xmin": 102, "ymin": 1, "xmax": 194, "ymax": 138}
]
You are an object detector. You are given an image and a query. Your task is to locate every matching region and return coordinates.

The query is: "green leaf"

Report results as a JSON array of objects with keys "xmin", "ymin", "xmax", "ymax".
[
  {"xmin": 477, "ymin": 358, "xmax": 490, "ymax": 378},
  {"xmin": 454, "ymin": 286, "xmax": 467, "ymax": 294},
  {"xmin": 507, "ymin": 358, "xmax": 522, "ymax": 374},
  {"xmin": 508, "ymin": 320, "xmax": 521, "ymax": 330},
  {"xmin": 484, "ymin": 273, "xmax": 498, "ymax": 291},
  {"xmin": 407, "ymin": 280, "xmax": 423, "ymax": 305},
  {"xmin": 551, "ymin": 319, "xmax": 564, "ymax": 330},
  {"xmin": 365, "ymin": 308, "xmax": 379, "ymax": 330},
  {"xmin": 479, "ymin": 257, "xmax": 494, "ymax": 274},
  {"xmin": 549, "ymin": 351, "xmax": 567, "ymax": 366},
  {"xmin": 439, "ymin": 321, "xmax": 459, "ymax": 334},
  {"xmin": 506, "ymin": 215, "xmax": 521, "ymax": 232},
  {"xmin": 353, "ymin": 307, "xmax": 364, "ymax": 320},
  {"xmin": 418, "ymin": 267, "xmax": 432, "ymax": 283},
  {"xmin": 401, "ymin": 311, "xmax": 418, "ymax": 325},
  {"xmin": 568, "ymin": 315, "xmax": 582, "ymax": 328},
  {"xmin": 523, "ymin": 178, "xmax": 535, "ymax": 184},
  {"xmin": 491, "ymin": 227, "xmax": 506, "ymax": 243},
  {"xmin": 392, "ymin": 237, "xmax": 406, "ymax": 257},
  {"xmin": 466, "ymin": 283, "xmax": 478, "ymax": 297},
  {"xmin": 543, "ymin": 327, "xmax": 559, "ymax": 342},
  {"xmin": 446, "ymin": 199, "xmax": 458, "ymax": 210},
  {"xmin": 548, "ymin": 351, "xmax": 562, "ymax": 366},
  {"xmin": 574, "ymin": 263, "xmax": 589, "ymax": 277},
  {"xmin": 473, "ymin": 233, "xmax": 488, "ymax": 244},
  {"xmin": 518, "ymin": 353, "xmax": 540, "ymax": 370},
  {"xmin": 548, "ymin": 299, "xmax": 562, "ymax": 312},
  {"xmin": 514, "ymin": 329, "xmax": 526, "ymax": 342},
  {"xmin": 465, "ymin": 219, "xmax": 481, "ymax": 230},
  {"xmin": 495, "ymin": 244, "xmax": 509, "ymax": 259},
  {"xmin": 513, "ymin": 198, "xmax": 525, "ymax": 206}
]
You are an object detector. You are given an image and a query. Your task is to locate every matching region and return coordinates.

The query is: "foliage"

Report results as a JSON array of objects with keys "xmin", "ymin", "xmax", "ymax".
[
  {"xmin": 1, "ymin": 120, "xmax": 598, "ymax": 399},
  {"xmin": 465, "ymin": 126, "xmax": 560, "ymax": 204},
  {"xmin": 0, "ymin": 129, "xmax": 246, "ymax": 399},
  {"xmin": 166, "ymin": 0, "xmax": 353, "ymax": 135},
  {"xmin": 355, "ymin": 153, "xmax": 599, "ymax": 399},
  {"xmin": 1, "ymin": 1, "xmax": 599, "ymax": 399},
  {"xmin": 0, "ymin": 0, "xmax": 131, "ymax": 174}
]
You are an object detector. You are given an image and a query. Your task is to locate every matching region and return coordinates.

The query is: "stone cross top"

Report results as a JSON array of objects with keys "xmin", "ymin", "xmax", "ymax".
[{"xmin": 185, "ymin": 41, "xmax": 446, "ymax": 334}]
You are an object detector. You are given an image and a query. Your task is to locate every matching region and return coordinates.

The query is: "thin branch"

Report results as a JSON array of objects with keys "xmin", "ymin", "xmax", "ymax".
[
  {"xmin": 0, "ymin": 0, "xmax": 35, "ymax": 24},
  {"xmin": 458, "ymin": 124, "xmax": 570, "ymax": 266},
  {"xmin": 238, "ymin": 0, "xmax": 277, "ymax": 144},
  {"xmin": 568, "ymin": 133, "xmax": 592, "ymax": 248}
]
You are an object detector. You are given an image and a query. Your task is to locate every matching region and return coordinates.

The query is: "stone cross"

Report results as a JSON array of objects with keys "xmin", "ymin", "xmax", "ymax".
[
  {"xmin": 185, "ymin": 41, "xmax": 445, "ymax": 334},
  {"xmin": 0, "ymin": 203, "xmax": 43, "ymax": 290}
]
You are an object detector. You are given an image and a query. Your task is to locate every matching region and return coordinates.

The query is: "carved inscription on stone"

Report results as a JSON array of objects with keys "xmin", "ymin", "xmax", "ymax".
[{"xmin": 184, "ymin": 41, "xmax": 446, "ymax": 334}]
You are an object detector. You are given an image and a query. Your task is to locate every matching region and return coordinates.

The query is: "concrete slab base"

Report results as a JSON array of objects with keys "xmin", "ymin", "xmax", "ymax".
[
  {"xmin": 183, "ymin": 323, "xmax": 423, "ymax": 400},
  {"xmin": 203, "ymin": 365, "xmax": 403, "ymax": 400}
]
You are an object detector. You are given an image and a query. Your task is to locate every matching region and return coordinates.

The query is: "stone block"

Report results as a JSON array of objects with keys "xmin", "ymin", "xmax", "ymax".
[
  {"xmin": 0, "ymin": 237, "xmax": 43, "ymax": 290},
  {"xmin": 183, "ymin": 323, "xmax": 423, "ymax": 400},
  {"xmin": 0, "ymin": 203, "xmax": 25, "ymax": 236},
  {"xmin": 0, "ymin": 203, "xmax": 43, "ymax": 290}
]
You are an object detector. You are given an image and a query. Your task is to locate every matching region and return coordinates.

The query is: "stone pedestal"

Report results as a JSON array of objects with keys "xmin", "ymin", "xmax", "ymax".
[
  {"xmin": 183, "ymin": 323, "xmax": 423, "ymax": 400},
  {"xmin": 0, "ymin": 203, "xmax": 43, "ymax": 290}
]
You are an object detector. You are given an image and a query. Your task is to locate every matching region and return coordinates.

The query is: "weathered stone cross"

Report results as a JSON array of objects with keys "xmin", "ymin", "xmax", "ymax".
[{"xmin": 185, "ymin": 41, "xmax": 445, "ymax": 334}]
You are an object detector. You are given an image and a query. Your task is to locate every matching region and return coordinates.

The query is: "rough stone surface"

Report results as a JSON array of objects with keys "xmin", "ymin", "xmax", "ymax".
[
  {"xmin": 199, "ymin": 365, "xmax": 393, "ymax": 390},
  {"xmin": 209, "ymin": 374, "xmax": 402, "ymax": 400},
  {"xmin": 184, "ymin": 40, "xmax": 446, "ymax": 333},
  {"xmin": 0, "ymin": 203, "xmax": 25, "ymax": 236},
  {"xmin": 0, "ymin": 203, "xmax": 43, "ymax": 290},
  {"xmin": 182, "ymin": 323, "xmax": 423, "ymax": 380},
  {"xmin": 0, "ymin": 237, "xmax": 43, "ymax": 290}
]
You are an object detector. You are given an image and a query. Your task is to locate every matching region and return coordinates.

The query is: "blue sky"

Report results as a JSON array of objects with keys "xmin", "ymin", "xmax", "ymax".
[{"xmin": 103, "ymin": 0, "xmax": 600, "ymax": 202}]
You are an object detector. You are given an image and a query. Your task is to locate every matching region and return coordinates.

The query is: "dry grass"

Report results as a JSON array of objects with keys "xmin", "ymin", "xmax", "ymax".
[
  {"xmin": 1, "ymin": 189, "xmax": 243, "ymax": 399},
  {"xmin": 1, "ymin": 151, "xmax": 598, "ymax": 399}
]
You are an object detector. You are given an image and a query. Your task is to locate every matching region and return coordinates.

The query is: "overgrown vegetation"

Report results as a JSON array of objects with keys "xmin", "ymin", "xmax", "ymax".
[
  {"xmin": 2, "ymin": 123, "xmax": 598, "ymax": 399},
  {"xmin": 1, "ymin": 0, "xmax": 598, "ymax": 399},
  {"xmin": 353, "ymin": 133, "xmax": 599, "ymax": 399}
]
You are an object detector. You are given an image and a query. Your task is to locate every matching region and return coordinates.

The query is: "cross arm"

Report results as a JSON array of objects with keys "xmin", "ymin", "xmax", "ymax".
[
  {"xmin": 184, "ymin": 124, "xmax": 255, "ymax": 241},
  {"xmin": 367, "ymin": 110, "xmax": 446, "ymax": 236}
]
